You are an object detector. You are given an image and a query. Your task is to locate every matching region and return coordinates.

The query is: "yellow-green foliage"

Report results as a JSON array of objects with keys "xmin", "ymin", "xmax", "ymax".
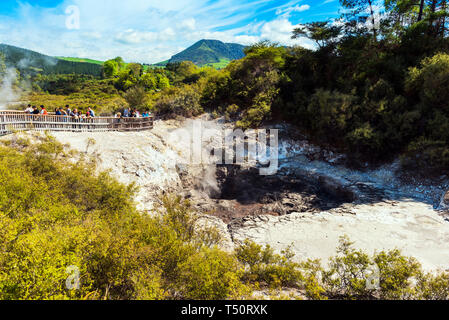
[
  {"xmin": 28, "ymin": 87, "xmax": 127, "ymax": 116},
  {"xmin": 201, "ymin": 42, "xmax": 286, "ymax": 129},
  {"xmin": 236, "ymin": 236, "xmax": 449, "ymax": 301},
  {"xmin": 178, "ymin": 247, "xmax": 248, "ymax": 300},
  {"xmin": 406, "ymin": 53, "xmax": 449, "ymax": 109},
  {"xmin": 235, "ymin": 240, "xmax": 326, "ymax": 300},
  {"xmin": 153, "ymin": 85, "xmax": 204, "ymax": 118},
  {"xmin": 236, "ymin": 241, "xmax": 304, "ymax": 289},
  {"xmin": 1, "ymin": 136, "xmax": 449, "ymax": 300},
  {"xmin": 0, "ymin": 135, "xmax": 240, "ymax": 300},
  {"xmin": 322, "ymin": 236, "xmax": 377, "ymax": 299},
  {"xmin": 0, "ymin": 134, "xmax": 141, "ymax": 299},
  {"xmin": 416, "ymin": 272, "xmax": 449, "ymax": 300},
  {"xmin": 374, "ymin": 250, "xmax": 421, "ymax": 299}
]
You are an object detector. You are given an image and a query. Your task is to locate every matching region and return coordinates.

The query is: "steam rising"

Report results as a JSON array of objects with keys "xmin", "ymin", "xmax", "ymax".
[
  {"xmin": 167, "ymin": 118, "xmax": 223, "ymax": 197},
  {"xmin": 0, "ymin": 53, "xmax": 53, "ymax": 110},
  {"xmin": 0, "ymin": 68, "xmax": 20, "ymax": 110}
]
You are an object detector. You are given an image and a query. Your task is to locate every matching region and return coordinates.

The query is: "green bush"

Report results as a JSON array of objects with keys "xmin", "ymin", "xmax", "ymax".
[
  {"xmin": 0, "ymin": 136, "xmax": 240, "ymax": 300},
  {"xmin": 307, "ymin": 89, "xmax": 356, "ymax": 138},
  {"xmin": 374, "ymin": 250, "xmax": 421, "ymax": 300},
  {"xmin": 236, "ymin": 240, "xmax": 303, "ymax": 289},
  {"xmin": 322, "ymin": 236, "xmax": 374, "ymax": 299},
  {"xmin": 154, "ymin": 85, "xmax": 203, "ymax": 118},
  {"xmin": 416, "ymin": 272, "xmax": 449, "ymax": 300},
  {"xmin": 124, "ymin": 86, "xmax": 148, "ymax": 109},
  {"xmin": 346, "ymin": 122, "xmax": 383, "ymax": 155},
  {"xmin": 178, "ymin": 247, "xmax": 247, "ymax": 300},
  {"xmin": 404, "ymin": 137, "xmax": 449, "ymax": 170},
  {"xmin": 406, "ymin": 53, "xmax": 449, "ymax": 110}
]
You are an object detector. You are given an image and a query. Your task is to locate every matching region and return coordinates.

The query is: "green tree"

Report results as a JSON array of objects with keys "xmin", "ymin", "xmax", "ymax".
[
  {"xmin": 140, "ymin": 73, "xmax": 157, "ymax": 91},
  {"xmin": 203, "ymin": 41, "xmax": 286, "ymax": 128},
  {"xmin": 123, "ymin": 85, "xmax": 148, "ymax": 108},
  {"xmin": 103, "ymin": 60, "xmax": 119, "ymax": 78},
  {"xmin": 156, "ymin": 74, "xmax": 170, "ymax": 90},
  {"xmin": 292, "ymin": 21, "xmax": 342, "ymax": 48},
  {"xmin": 154, "ymin": 85, "xmax": 202, "ymax": 117},
  {"xmin": 340, "ymin": 0, "xmax": 380, "ymax": 40},
  {"xmin": 127, "ymin": 63, "xmax": 143, "ymax": 78},
  {"xmin": 405, "ymin": 52, "xmax": 449, "ymax": 109},
  {"xmin": 113, "ymin": 57, "xmax": 125, "ymax": 70},
  {"xmin": 114, "ymin": 69, "xmax": 138, "ymax": 91}
]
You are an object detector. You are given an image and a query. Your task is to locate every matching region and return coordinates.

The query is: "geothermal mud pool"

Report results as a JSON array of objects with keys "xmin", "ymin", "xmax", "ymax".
[{"xmin": 44, "ymin": 117, "xmax": 449, "ymax": 271}]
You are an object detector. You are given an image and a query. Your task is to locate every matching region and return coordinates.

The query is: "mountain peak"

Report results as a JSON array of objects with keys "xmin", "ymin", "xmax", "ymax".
[{"xmin": 166, "ymin": 39, "xmax": 246, "ymax": 68}]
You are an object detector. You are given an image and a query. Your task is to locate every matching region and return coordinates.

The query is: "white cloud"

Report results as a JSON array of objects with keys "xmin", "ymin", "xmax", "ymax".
[
  {"xmin": 276, "ymin": 4, "xmax": 311, "ymax": 17},
  {"xmin": 180, "ymin": 18, "xmax": 196, "ymax": 31},
  {"xmin": 260, "ymin": 18, "xmax": 315, "ymax": 48},
  {"xmin": 115, "ymin": 29, "xmax": 159, "ymax": 44},
  {"xmin": 0, "ymin": 0, "xmax": 317, "ymax": 63}
]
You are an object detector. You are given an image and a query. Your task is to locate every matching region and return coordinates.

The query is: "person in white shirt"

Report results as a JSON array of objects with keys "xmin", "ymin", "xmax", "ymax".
[{"xmin": 24, "ymin": 104, "xmax": 33, "ymax": 114}]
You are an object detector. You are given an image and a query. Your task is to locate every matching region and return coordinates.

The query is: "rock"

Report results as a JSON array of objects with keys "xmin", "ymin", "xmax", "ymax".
[
  {"xmin": 136, "ymin": 169, "xmax": 145, "ymax": 177},
  {"xmin": 317, "ymin": 176, "xmax": 357, "ymax": 203},
  {"xmin": 440, "ymin": 191, "xmax": 449, "ymax": 210}
]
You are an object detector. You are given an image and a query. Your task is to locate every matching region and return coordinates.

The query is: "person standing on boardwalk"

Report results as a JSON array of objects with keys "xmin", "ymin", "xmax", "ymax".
[
  {"xmin": 123, "ymin": 107, "xmax": 130, "ymax": 118},
  {"xmin": 88, "ymin": 107, "xmax": 95, "ymax": 118},
  {"xmin": 40, "ymin": 105, "xmax": 48, "ymax": 115},
  {"xmin": 24, "ymin": 104, "xmax": 33, "ymax": 114},
  {"xmin": 32, "ymin": 106, "xmax": 39, "ymax": 115}
]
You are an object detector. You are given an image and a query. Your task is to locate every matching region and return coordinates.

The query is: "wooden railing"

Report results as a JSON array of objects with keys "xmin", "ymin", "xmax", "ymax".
[{"xmin": 0, "ymin": 111, "xmax": 154, "ymax": 136}]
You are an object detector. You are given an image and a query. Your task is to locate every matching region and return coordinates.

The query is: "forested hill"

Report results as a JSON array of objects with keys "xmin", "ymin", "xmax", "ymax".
[
  {"xmin": 164, "ymin": 39, "xmax": 246, "ymax": 67},
  {"xmin": 0, "ymin": 43, "xmax": 102, "ymax": 76}
]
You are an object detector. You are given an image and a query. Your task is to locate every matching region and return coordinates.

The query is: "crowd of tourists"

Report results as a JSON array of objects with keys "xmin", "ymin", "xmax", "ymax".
[
  {"xmin": 24, "ymin": 104, "xmax": 95, "ymax": 119},
  {"xmin": 114, "ymin": 108, "xmax": 151, "ymax": 119},
  {"xmin": 24, "ymin": 105, "xmax": 152, "ymax": 119}
]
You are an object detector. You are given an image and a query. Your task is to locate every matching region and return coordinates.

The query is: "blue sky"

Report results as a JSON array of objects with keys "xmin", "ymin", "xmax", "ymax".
[{"xmin": 0, "ymin": 0, "xmax": 342, "ymax": 63}]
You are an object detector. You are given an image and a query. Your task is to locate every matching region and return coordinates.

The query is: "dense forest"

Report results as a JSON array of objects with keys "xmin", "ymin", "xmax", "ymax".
[{"xmin": 151, "ymin": 0, "xmax": 449, "ymax": 172}]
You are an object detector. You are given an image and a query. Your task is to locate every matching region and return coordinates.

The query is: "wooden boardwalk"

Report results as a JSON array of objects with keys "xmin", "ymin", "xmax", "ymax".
[{"xmin": 0, "ymin": 110, "xmax": 154, "ymax": 136}]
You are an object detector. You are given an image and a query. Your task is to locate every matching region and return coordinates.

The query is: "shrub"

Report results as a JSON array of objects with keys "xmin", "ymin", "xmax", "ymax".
[
  {"xmin": 307, "ymin": 89, "xmax": 356, "ymax": 139},
  {"xmin": 0, "ymin": 136, "xmax": 242, "ymax": 300},
  {"xmin": 404, "ymin": 137, "xmax": 449, "ymax": 170},
  {"xmin": 178, "ymin": 247, "xmax": 246, "ymax": 300},
  {"xmin": 346, "ymin": 122, "xmax": 383, "ymax": 155},
  {"xmin": 153, "ymin": 85, "xmax": 203, "ymax": 118},
  {"xmin": 236, "ymin": 240, "xmax": 303, "ymax": 289},
  {"xmin": 322, "ymin": 236, "xmax": 374, "ymax": 299},
  {"xmin": 416, "ymin": 272, "xmax": 449, "ymax": 300},
  {"xmin": 406, "ymin": 53, "xmax": 449, "ymax": 110},
  {"xmin": 124, "ymin": 85, "xmax": 149, "ymax": 109},
  {"xmin": 374, "ymin": 250, "xmax": 421, "ymax": 300}
]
